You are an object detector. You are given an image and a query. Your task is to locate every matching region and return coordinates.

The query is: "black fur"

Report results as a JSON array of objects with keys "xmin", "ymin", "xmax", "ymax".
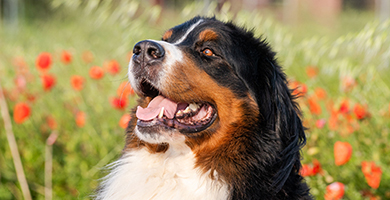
[{"xmin": 172, "ymin": 17, "xmax": 312, "ymax": 199}]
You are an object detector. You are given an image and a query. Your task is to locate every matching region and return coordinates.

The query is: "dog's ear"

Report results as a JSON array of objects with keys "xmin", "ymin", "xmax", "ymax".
[
  {"xmin": 234, "ymin": 36, "xmax": 307, "ymax": 194},
  {"xmin": 263, "ymin": 57, "xmax": 307, "ymax": 193}
]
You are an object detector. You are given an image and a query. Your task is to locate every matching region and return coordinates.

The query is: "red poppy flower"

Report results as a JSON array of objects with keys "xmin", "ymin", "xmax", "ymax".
[
  {"xmin": 353, "ymin": 103, "xmax": 367, "ymax": 120},
  {"xmin": 70, "ymin": 75, "xmax": 84, "ymax": 91},
  {"xmin": 308, "ymin": 96, "xmax": 321, "ymax": 115},
  {"xmin": 334, "ymin": 141, "xmax": 352, "ymax": 166},
  {"xmin": 13, "ymin": 103, "xmax": 31, "ymax": 124},
  {"xmin": 110, "ymin": 97, "xmax": 127, "ymax": 110},
  {"xmin": 116, "ymin": 82, "xmax": 135, "ymax": 98},
  {"xmin": 290, "ymin": 81, "xmax": 307, "ymax": 97},
  {"xmin": 362, "ymin": 161, "xmax": 382, "ymax": 189},
  {"xmin": 25, "ymin": 93, "xmax": 37, "ymax": 103},
  {"xmin": 328, "ymin": 109, "xmax": 339, "ymax": 130},
  {"xmin": 61, "ymin": 50, "xmax": 72, "ymax": 64},
  {"xmin": 41, "ymin": 74, "xmax": 56, "ymax": 91},
  {"xmin": 342, "ymin": 76, "xmax": 356, "ymax": 92},
  {"xmin": 14, "ymin": 75, "xmax": 27, "ymax": 91},
  {"xmin": 75, "ymin": 111, "xmax": 86, "ymax": 128},
  {"xmin": 89, "ymin": 66, "xmax": 104, "ymax": 79},
  {"xmin": 119, "ymin": 114, "xmax": 131, "ymax": 129},
  {"xmin": 339, "ymin": 99, "xmax": 349, "ymax": 114},
  {"xmin": 300, "ymin": 160, "xmax": 322, "ymax": 177},
  {"xmin": 46, "ymin": 115, "xmax": 57, "ymax": 130},
  {"xmin": 314, "ymin": 87, "xmax": 327, "ymax": 100},
  {"xmin": 82, "ymin": 51, "xmax": 94, "ymax": 63},
  {"xmin": 300, "ymin": 164, "xmax": 312, "ymax": 177},
  {"xmin": 306, "ymin": 66, "xmax": 318, "ymax": 78},
  {"xmin": 324, "ymin": 182, "xmax": 345, "ymax": 200},
  {"xmin": 104, "ymin": 60, "xmax": 121, "ymax": 75},
  {"xmin": 316, "ymin": 119, "xmax": 326, "ymax": 129},
  {"xmin": 36, "ymin": 52, "xmax": 52, "ymax": 71}
]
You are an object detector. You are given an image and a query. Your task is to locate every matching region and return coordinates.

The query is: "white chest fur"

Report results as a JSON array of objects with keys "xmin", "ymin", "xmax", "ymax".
[{"xmin": 96, "ymin": 143, "xmax": 229, "ymax": 200}]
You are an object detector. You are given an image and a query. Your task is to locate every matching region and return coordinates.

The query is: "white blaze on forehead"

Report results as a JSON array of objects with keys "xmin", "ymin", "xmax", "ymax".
[
  {"xmin": 127, "ymin": 19, "xmax": 203, "ymax": 93},
  {"xmin": 173, "ymin": 19, "xmax": 203, "ymax": 45}
]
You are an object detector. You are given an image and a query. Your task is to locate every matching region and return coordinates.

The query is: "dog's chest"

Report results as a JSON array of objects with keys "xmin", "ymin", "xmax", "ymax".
[{"xmin": 98, "ymin": 145, "xmax": 228, "ymax": 200}]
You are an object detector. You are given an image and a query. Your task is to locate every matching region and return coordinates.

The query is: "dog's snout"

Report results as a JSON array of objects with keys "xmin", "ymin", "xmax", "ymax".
[{"xmin": 133, "ymin": 40, "xmax": 165, "ymax": 63}]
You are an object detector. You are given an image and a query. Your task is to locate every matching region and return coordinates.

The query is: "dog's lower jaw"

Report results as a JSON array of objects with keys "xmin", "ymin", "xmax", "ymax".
[
  {"xmin": 95, "ymin": 135, "xmax": 229, "ymax": 200},
  {"xmin": 134, "ymin": 126, "xmax": 186, "ymax": 145}
]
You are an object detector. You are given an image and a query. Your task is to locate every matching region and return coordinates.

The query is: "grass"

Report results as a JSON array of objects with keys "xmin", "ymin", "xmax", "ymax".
[{"xmin": 1, "ymin": 3, "xmax": 390, "ymax": 199}]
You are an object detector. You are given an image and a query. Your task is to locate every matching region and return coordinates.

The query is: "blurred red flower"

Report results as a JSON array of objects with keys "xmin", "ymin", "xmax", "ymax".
[
  {"xmin": 89, "ymin": 66, "xmax": 104, "ymax": 79},
  {"xmin": 300, "ymin": 159, "xmax": 322, "ymax": 177},
  {"xmin": 116, "ymin": 82, "xmax": 135, "ymax": 98},
  {"xmin": 316, "ymin": 119, "xmax": 326, "ymax": 129},
  {"xmin": 341, "ymin": 76, "xmax": 356, "ymax": 92},
  {"xmin": 306, "ymin": 66, "xmax": 318, "ymax": 78},
  {"xmin": 339, "ymin": 99, "xmax": 349, "ymax": 114},
  {"xmin": 70, "ymin": 75, "xmax": 84, "ymax": 91},
  {"xmin": 14, "ymin": 75, "xmax": 27, "ymax": 91},
  {"xmin": 334, "ymin": 141, "xmax": 352, "ymax": 166},
  {"xmin": 314, "ymin": 87, "xmax": 327, "ymax": 100},
  {"xmin": 104, "ymin": 60, "xmax": 121, "ymax": 75},
  {"xmin": 110, "ymin": 97, "xmax": 127, "ymax": 110},
  {"xmin": 41, "ymin": 74, "xmax": 56, "ymax": 91},
  {"xmin": 290, "ymin": 81, "xmax": 307, "ymax": 97},
  {"xmin": 13, "ymin": 103, "xmax": 31, "ymax": 124},
  {"xmin": 36, "ymin": 52, "xmax": 52, "ymax": 72},
  {"xmin": 82, "ymin": 51, "xmax": 94, "ymax": 63},
  {"xmin": 119, "ymin": 114, "xmax": 131, "ymax": 129},
  {"xmin": 25, "ymin": 93, "xmax": 37, "ymax": 103},
  {"xmin": 308, "ymin": 96, "xmax": 321, "ymax": 115},
  {"xmin": 61, "ymin": 50, "xmax": 72, "ymax": 64},
  {"xmin": 46, "ymin": 115, "xmax": 57, "ymax": 130},
  {"xmin": 324, "ymin": 182, "xmax": 345, "ymax": 200},
  {"xmin": 75, "ymin": 111, "xmax": 86, "ymax": 128},
  {"xmin": 362, "ymin": 161, "xmax": 382, "ymax": 189},
  {"xmin": 353, "ymin": 103, "xmax": 368, "ymax": 120}
]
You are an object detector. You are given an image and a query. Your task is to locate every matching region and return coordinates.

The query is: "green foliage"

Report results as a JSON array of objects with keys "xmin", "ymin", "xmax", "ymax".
[{"xmin": 1, "ymin": 2, "xmax": 390, "ymax": 199}]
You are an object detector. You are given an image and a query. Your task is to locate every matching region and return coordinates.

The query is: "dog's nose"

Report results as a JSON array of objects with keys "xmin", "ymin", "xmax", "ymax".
[{"xmin": 133, "ymin": 40, "xmax": 165, "ymax": 63}]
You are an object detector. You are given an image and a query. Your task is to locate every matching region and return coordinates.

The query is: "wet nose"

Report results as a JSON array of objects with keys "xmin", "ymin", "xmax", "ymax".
[{"xmin": 133, "ymin": 40, "xmax": 165, "ymax": 63}]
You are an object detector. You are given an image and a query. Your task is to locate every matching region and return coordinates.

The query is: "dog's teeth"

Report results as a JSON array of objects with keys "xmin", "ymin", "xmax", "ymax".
[
  {"xmin": 176, "ymin": 110, "xmax": 183, "ymax": 116},
  {"xmin": 188, "ymin": 103, "xmax": 199, "ymax": 111},
  {"xmin": 183, "ymin": 107, "xmax": 191, "ymax": 114},
  {"xmin": 158, "ymin": 107, "xmax": 164, "ymax": 118}
]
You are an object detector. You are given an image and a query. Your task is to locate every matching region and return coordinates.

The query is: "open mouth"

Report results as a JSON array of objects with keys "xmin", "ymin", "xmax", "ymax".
[{"xmin": 136, "ymin": 80, "xmax": 217, "ymax": 133}]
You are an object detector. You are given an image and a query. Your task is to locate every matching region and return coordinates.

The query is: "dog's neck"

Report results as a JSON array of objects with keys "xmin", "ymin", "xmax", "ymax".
[{"xmin": 96, "ymin": 143, "xmax": 229, "ymax": 200}]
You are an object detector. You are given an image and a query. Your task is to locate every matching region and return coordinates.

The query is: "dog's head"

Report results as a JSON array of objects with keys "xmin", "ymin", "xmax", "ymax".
[{"xmin": 126, "ymin": 16, "xmax": 308, "ymax": 198}]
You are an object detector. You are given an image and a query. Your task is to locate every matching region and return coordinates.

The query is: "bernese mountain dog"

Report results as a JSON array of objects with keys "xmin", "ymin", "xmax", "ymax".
[{"xmin": 96, "ymin": 16, "xmax": 312, "ymax": 200}]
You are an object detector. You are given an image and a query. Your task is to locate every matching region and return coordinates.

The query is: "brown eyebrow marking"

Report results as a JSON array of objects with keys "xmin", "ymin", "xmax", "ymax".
[
  {"xmin": 162, "ymin": 29, "xmax": 173, "ymax": 40},
  {"xmin": 199, "ymin": 29, "xmax": 218, "ymax": 42}
]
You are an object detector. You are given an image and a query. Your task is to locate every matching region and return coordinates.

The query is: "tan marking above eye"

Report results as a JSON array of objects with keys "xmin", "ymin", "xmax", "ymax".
[
  {"xmin": 199, "ymin": 29, "xmax": 218, "ymax": 42},
  {"xmin": 162, "ymin": 29, "xmax": 173, "ymax": 40},
  {"xmin": 202, "ymin": 49, "xmax": 214, "ymax": 56}
]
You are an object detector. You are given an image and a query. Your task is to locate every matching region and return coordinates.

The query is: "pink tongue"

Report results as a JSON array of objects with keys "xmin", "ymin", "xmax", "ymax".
[{"xmin": 136, "ymin": 95, "xmax": 178, "ymax": 120}]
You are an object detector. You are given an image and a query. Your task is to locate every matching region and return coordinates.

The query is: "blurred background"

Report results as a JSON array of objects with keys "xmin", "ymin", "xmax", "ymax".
[{"xmin": 1, "ymin": 0, "xmax": 390, "ymax": 199}]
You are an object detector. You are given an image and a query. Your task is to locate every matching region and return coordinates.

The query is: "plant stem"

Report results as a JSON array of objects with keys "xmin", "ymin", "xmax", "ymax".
[
  {"xmin": 45, "ymin": 131, "xmax": 57, "ymax": 200},
  {"xmin": 45, "ymin": 142, "xmax": 53, "ymax": 200},
  {"xmin": 0, "ymin": 83, "xmax": 32, "ymax": 200}
]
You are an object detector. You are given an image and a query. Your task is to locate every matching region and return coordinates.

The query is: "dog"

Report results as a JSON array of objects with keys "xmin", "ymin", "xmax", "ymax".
[{"xmin": 96, "ymin": 16, "xmax": 312, "ymax": 200}]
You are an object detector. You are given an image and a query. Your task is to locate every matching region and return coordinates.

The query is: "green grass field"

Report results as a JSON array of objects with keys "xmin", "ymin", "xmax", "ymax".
[{"xmin": 1, "ymin": 2, "xmax": 390, "ymax": 199}]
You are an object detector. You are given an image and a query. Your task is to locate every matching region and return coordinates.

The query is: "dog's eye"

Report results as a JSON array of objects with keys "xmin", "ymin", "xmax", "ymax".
[{"xmin": 202, "ymin": 49, "xmax": 214, "ymax": 57}]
